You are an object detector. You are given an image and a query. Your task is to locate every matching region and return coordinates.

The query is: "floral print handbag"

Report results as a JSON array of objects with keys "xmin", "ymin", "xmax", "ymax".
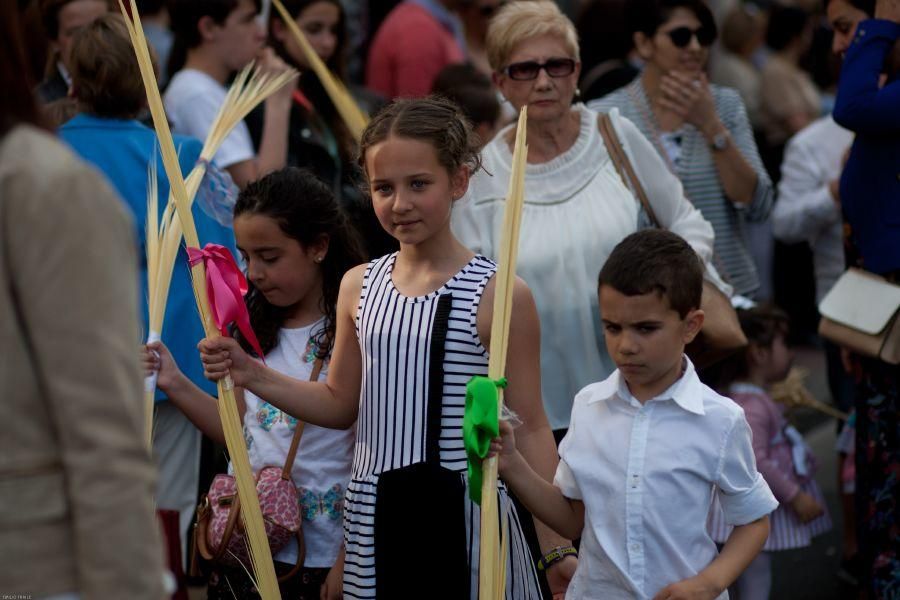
[{"xmin": 193, "ymin": 358, "xmax": 323, "ymax": 581}]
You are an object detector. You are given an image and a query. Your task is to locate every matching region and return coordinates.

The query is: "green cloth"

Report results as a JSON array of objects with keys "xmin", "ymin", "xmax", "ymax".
[{"xmin": 463, "ymin": 375, "xmax": 506, "ymax": 505}]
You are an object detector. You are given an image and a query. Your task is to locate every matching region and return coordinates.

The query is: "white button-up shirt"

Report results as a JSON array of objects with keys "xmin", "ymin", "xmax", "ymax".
[{"xmin": 554, "ymin": 358, "xmax": 778, "ymax": 600}]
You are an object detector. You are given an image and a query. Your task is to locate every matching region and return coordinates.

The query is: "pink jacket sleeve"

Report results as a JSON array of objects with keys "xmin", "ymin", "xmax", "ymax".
[{"xmin": 740, "ymin": 394, "xmax": 801, "ymax": 502}]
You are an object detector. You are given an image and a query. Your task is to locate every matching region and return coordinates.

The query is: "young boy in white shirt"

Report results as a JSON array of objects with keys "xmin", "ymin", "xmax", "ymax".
[
  {"xmin": 494, "ymin": 229, "xmax": 778, "ymax": 600},
  {"xmin": 164, "ymin": 0, "xmax": 294, "ymax": 189}
]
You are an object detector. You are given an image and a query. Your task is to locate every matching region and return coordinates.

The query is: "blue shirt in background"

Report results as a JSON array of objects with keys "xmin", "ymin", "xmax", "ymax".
[
  {"xmin": 834, "ymin": 19, "xmax": 900, "ymax": 274},
  {"xmin": 59, "ymin": 113, "xmax": 237, "ymax": 401}
]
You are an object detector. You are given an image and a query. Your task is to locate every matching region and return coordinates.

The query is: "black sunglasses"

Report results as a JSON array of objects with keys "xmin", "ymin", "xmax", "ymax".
[
  {"xmin": 503, "ymin": 58, "xmax": 577, "ymax": 81},
  {"xmin": 665, "ymin": 26, "xmax": 716, "ymax": 48}
]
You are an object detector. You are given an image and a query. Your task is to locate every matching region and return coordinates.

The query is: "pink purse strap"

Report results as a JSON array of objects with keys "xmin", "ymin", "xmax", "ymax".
[{"xmin": 281, "ymin": 357, "xmax": 324, "ymax": 479}]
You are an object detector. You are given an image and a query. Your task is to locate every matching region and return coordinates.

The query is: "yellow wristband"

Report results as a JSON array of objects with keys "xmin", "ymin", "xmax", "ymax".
[{"xmin": 537, "ymin": 545, "xmax": 577, "ymax": 571}]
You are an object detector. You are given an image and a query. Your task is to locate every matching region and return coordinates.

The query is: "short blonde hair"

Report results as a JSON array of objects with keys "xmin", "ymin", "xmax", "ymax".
[{"xmin": 486, "ymin": 1, "xmax": 580, "ymax": 73}]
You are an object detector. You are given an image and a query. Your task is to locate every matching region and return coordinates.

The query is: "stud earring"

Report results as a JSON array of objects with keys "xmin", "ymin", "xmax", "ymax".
[{"xmin": 315, "ymin": 256, "xmax": 324, "ymax": 263}]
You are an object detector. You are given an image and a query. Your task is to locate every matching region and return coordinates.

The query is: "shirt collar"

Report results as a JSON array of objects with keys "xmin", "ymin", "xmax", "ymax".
[
  {"xmin": 728, "ymin": 382, "xmax": 766, "ymax": 396},
  {"xmin": 588, "ymin": 356, "xmax": 706, "ymax": 415}
]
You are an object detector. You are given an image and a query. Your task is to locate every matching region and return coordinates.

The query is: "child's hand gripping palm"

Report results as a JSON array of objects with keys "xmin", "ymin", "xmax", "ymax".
[
  {"xmin": 142, "ymin": 340, "xmax": 183, "ymax": 394},
  {"xmin": 198, "ymin": 336, "xmax": 260, "ymax": 387}
]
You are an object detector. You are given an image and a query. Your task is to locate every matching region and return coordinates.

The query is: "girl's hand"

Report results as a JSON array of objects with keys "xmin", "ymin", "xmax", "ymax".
[
  {"xmin": 142, "ymin": 341, "xmax": 182, "ymax": 394},
  {"xmin": 652, "ymin": 572, "xmax": 722, "ymax": 600},
  {"xmin": 790, "ymin": 491, "xmax": 825, "ymax": 523},
  {"xmin": 659, "ymin": 71, "xmax": 719, "ymax": 134},
  {"xmin": 198, "ymin": 336, "xmax": 258, "ymax": 387},
  {"xmin": 320, "ymin": 548, "xmax": 344, "ymax": 600}
]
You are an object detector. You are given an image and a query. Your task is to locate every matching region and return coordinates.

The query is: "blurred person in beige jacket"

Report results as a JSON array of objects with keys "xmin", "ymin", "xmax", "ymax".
[{"xmin": 0, "ymin": 4, "xmax": 165, "ymax": 599}]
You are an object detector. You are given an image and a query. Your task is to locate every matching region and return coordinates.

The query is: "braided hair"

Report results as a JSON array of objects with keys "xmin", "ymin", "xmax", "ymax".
[{"xmin": 358, "ymin": 95, "xmax": 483, "ymax": 177}]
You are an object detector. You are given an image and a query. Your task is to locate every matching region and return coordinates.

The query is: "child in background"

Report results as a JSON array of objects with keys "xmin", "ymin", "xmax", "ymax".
[
  {"xmin": 199, "ymin": 97, "xmax": 571, "ymax": 599},
  {"xmin": 164, "ymin": 0, "xmax": 294, "ymax": 189},
  {"xmin": 431, "ymin": 63, "xmax": 502, "ymax": 148},
  {"xmin": 144, "ymin": 168, "xmax": 366, "ymax": 599},
  {"xmin": 491, "ymin": 229, "xmax": 777, "ymax": 600},
  {"xmin": 264, "ymin": 0, "xmax": 394, "ymax": 259},
  {"xmin": 708, "ymin": 305, "xmax": 832, "ymax": 600},
  {"xmin": 57, "ymin": 14, "xmax": 240, "ymax": 568}
]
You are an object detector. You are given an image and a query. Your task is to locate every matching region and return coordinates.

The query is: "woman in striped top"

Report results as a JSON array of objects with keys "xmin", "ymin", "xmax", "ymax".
[
  {"xmin": 589, "ymin": 0, "xmax": 773, "ymax": 298},
  {"xmin": 200, "ymin": 97, "xmax": 572, "ymax": 598}
]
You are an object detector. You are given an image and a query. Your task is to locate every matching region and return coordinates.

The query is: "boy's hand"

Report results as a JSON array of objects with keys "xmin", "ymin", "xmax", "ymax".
[
  {"xmin": 547, "ymin": 554, "xmax": 578, "ymax": 599},
  {"xmin": 257, "ymin": 47, "xmax": 297, "ymax": 101},
  {"xmin": 790, "ymin": 491, "xmax": 825, "ymax": 523},
  {"xmin": 652, "ymin": 572, "xmax": 722, "ymax": 600},
  {"xmin": 198, "ymin": 336, "xmax": 258, "ymax": 387},
  {"xmin": 142, "ymin": 341, "xmax": 182, "ymax": 394},
  {"xmin": 488, "ymin": 419, "xmax": 520, "ymax": 475}
]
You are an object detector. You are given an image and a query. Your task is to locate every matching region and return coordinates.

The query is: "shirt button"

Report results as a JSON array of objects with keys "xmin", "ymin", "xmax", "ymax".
[{"xmin": 631, "ymin": 543, "xmax": 640, "ymax": 551}]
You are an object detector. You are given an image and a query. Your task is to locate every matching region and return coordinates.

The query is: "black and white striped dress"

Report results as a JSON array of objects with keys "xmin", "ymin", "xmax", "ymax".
[{"xmin": 343, "ymin": 252, "xmax": 542, "ymax": 599}]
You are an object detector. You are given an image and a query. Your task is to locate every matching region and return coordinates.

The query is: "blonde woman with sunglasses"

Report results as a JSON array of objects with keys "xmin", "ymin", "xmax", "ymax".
[
  {"xmin": 590, "ymin": 0, "xmax": 773, "ymax": 301},
  {"xmin": 452, "ymin": 1, "xmax": 715, "ymax": 452}
]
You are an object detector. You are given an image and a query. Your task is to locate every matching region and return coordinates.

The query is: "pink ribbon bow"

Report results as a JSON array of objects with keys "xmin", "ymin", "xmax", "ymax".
[{"xmin": 187, "ymin": 244, "xmax": 265, "ymax": 361}]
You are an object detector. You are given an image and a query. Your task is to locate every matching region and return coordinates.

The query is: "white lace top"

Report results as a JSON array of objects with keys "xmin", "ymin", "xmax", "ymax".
[{"xmin": 452, "ymin": 104, "xmax": 715, "ymax": 429}]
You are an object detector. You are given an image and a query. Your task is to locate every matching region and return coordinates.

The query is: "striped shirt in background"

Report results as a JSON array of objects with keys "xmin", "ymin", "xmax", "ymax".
[{"xmin": 589, "ymin": 79, "xmax": 774, "ymax": 298}]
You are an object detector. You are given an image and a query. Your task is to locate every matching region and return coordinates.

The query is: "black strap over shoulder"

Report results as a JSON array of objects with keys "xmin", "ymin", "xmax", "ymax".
[
  {"xmin": 426, "ymin": 293, "xmax": 453, "ymax": 466},
  {"xmin": 374, "ymin": 292, "xmax": 469, "ymax": 599}
]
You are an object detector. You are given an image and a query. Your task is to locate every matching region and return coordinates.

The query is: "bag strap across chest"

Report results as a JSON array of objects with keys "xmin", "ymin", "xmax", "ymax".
[
  {"xmin": 426, "ymin": 293, "xmax": 453, "ymax": 466},
  {"xmin": 280, "ymin": 356, "xmax": 324, "ymax": 480}
]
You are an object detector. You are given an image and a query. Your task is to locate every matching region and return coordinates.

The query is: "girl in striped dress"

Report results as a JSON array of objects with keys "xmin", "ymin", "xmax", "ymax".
[
  {"xmin": 200, "ymin": 97, "xmax": 573, "ymax": 598},
  {"xmin": 708, "ymin": 305, "xmax": 831, "ymax": 600}
]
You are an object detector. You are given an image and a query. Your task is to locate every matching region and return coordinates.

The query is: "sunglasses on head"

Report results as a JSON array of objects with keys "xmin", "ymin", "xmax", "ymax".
[
  {"xmin": 503, "ymin": 58, "xmax": 576, "ymax": 81},
  {"xmin": 665, "ymin": 26, "xmax": 716, "ymax": 48}
]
